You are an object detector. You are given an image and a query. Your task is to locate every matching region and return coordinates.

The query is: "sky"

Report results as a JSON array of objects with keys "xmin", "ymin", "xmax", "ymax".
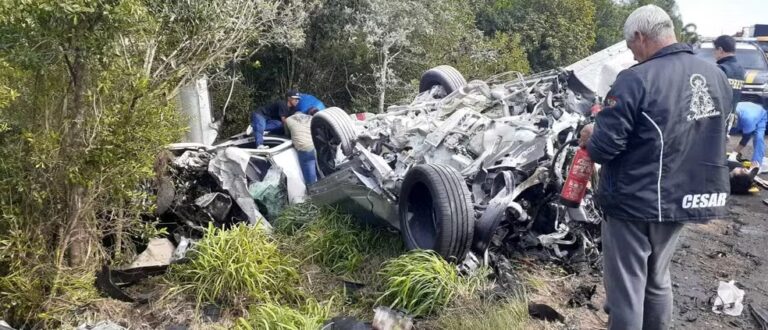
[{"xmin": 676, "ymin": 0, "xmax": 768, "ymax": 37}]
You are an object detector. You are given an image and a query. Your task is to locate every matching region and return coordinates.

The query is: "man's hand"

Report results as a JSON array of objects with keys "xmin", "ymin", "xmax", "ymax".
[{"xmin": 579, "ymin": 124, "xmax": 594, "ymax": 148}]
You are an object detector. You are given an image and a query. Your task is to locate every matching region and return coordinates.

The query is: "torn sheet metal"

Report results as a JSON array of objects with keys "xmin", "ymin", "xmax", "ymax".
[
  {"xmin": 195, "ymin": 192, "xmax": 232, "ymax": 223},
  {"xmin": 208, "ymin": 147, "xmax": 271, "ymax": 232}
]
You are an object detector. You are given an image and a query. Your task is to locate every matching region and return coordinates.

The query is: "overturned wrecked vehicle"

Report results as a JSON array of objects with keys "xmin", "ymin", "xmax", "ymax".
[{"xmin": 309, "ymin": 65, "xmax": 609, "ymax": 265}]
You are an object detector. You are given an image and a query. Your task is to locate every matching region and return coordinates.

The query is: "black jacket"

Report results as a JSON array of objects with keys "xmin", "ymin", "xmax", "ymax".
[
  {"xmin": 717, "ymin": 55, "xmax": 746, "ymax": 109},
  {"xmin": 587, "ymin": 43, "xmax": 733, "ymax": 223}
]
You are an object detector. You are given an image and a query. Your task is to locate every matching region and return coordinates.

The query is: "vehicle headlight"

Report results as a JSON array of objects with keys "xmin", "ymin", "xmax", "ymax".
[{"xmin": 763, "ymin": 83, "xmax": 768, "ymax": 92}]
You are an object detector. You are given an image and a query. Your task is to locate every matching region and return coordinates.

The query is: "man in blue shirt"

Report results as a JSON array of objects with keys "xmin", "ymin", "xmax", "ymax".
[
  {"xmin": 732, "ymin": 100, "xmax": 767, "ymax": 169},
  {"xmin": 296, "ymin": 93, "xmax": 326, "ymax": 115}
]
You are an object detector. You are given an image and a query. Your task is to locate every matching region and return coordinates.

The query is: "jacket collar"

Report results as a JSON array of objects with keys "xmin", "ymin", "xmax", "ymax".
[
  {"xmin": 716, "ymin": 55, "xmax": 737, "ymax": 65},
  {"xmin": 641, "ymin": 43, "xmax": 694, "ymax": 64}
]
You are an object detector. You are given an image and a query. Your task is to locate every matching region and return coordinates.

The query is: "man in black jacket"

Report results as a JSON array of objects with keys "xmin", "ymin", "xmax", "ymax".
[
  {"xmin": 579, "ymin": 5, "xmax": 733, "ymax": 330},
  {"xmin": 714, "ymin": 35, "xmax": 745, "ymax": 109},
  {"xmin": 251, "ymin": 89, "xmax": 300, "ymax": 148}
]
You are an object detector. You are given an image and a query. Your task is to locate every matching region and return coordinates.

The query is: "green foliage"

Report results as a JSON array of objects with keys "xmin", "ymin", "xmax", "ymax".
[
  {"xmin": 171, "ymin": 223, "xmax": 302, "ymax": 307},
  {"xmin": 377, "ymin": 250, "xmax": 486, "ymax": 317},
  {"xmin": 289, "ymin": 206, "xmax": 404, "ymax": 274},
  {"xmin": 273, "ymin": 203, "xmax": 322, "ymax": 235},
  {"xmin": 592, "ymin": 0, "xmax": 634, "ymax": 51},
  {"xmin": 432, "ymin": 298, "xmax": 530, "ymax": 330},
  {"xmin": 478, "ymin": 0, "xmax": 597, "ymax": 71},
  {"xmin": 235, "ymin": 299, "xmax": 334, "ymax": 330}
]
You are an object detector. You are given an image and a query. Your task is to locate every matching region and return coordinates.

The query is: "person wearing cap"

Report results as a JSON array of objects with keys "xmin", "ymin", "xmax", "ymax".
[
  {"xmin": 730, "ymin": 100, "xmax": 767, "ymax": 170},
  {"xmin": 284, "ymin": 112, "xmax": 317, "ymax": 185},
  {"xmin": 251, "ymin": 89, "xmax": 300, "ymax": 147},
  {"xmin": 296, "ymin": 93, "xmax": 326, "ymax": 115}
]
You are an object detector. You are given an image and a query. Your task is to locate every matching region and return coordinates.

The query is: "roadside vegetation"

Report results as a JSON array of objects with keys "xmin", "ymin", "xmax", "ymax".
[{"xmin": 0, "ymin": 0, "xmax": 691, "ymax": 328}]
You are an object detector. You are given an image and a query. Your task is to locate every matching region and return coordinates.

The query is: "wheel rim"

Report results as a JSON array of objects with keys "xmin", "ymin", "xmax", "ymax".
[
  {"xmin": 312, "ymin": 120, "xmax": 341, "ymax": 176},
  {"xmin": 404, "ymin": 182, "xmax": 437, "ymax": 249}
]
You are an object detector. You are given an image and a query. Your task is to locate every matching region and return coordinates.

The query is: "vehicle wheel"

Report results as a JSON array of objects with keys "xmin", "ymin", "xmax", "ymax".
[
  {"xmin": 311, "ymin": 107, "xmax": 357, "ymax": 177},
  {"xmin": 418, "ymin": 65, "xmax": 467, "ymax": 95},
  {"xmin": 399, "ymin": 164, "xmax": 474, "ymax": 262}
]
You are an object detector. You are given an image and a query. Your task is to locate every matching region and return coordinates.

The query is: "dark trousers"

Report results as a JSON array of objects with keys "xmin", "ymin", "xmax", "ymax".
[
  {"xmin": 251, "ymin": 112, "xmax": 284, "ymax": 146},
  {"xmin": 602, "ymin": 217, "xmax": 684, "ymax": 330}
]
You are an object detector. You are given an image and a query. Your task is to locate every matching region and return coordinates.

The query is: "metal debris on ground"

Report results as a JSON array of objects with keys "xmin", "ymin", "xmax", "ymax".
[
  {"xmin": 750, "ymin": 304, "xmax": 768, "ymax": 330},
  {"xmin": 0, "ymin": 320, "xmax": 15, "ymax": 330},
  {"xmin": 129, "ymin": 238, "xmax": 175, "ymax": 268},
  {"xmin": 372, "ymin": 307, "xmax": 413, "ymax": 330},
  {"xmin": 322, "ymin": 316, "xmax": 372, "ymax": 330},
  {"xmin": 76, "ymin": 321, "xmax": 127, "ymax": 330},
  {"xmin": 712, "ymin": 280, "xmax": 746, "ymax": 316},
  {"xmin": 528, "ymin": 303, "xmax": 566, "ymax": 323}
]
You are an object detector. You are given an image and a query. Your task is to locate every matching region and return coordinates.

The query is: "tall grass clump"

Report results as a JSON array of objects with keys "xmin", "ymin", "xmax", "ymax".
[
  {"xmin": 273, "ymin": 203, "xmax": 322, "ymax": 235},
  {"xmin": 234, "ymin": 298, "xmax": 334, "ymax": 330},
  {"xmin": 377, "ymin": 250, "xmax": 486, "ymax": 316},
  {"xmin": 433, "ymin": 298, "xmax": 529, "ymax": 330},
  {"xmin": 296, "ymin": 207, "xmax": 403, "ymax": 274},
  {"xmin": 171, "ymin": 223, "xmax": 301, "ymax": 307}
]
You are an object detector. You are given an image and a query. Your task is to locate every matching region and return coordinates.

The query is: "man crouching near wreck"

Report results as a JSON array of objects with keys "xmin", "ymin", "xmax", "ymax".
[{"xmin": 579, "ymin": 5, "xmax": 732, "ymax": 330}]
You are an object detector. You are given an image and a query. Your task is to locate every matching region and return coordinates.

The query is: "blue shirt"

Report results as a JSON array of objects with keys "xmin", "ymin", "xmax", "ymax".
[
  {"xmin": 296, "ymin": 94, "xmax": 326, "ymax": 114},
  {"xmin": 735, "ymin": 101, "xmax": 767, "ymax": 164}
]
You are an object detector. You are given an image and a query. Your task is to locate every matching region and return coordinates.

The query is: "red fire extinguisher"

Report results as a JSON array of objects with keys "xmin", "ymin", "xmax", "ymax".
[{"xmin": 560, "ymin": 145, "xmax": 595, "ymax": 208}]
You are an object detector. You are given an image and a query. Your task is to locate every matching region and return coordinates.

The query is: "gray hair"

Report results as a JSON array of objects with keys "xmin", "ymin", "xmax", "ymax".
[{"xmin": 623, "ymin": 4, "xmax": 676, "ymax": 42}]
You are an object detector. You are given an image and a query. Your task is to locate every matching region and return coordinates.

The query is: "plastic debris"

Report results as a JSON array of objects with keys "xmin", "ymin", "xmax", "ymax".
[
  {"xmin": 248, "ymin": 166, "xmax": 288, "ymax": 220},
  {"xmin": 130, "ymin": 238, "xmax": 175, "ymax": 268},
  {"xmin": 712, "ymin": 280, "xmax": 745, "ymax": 316}
]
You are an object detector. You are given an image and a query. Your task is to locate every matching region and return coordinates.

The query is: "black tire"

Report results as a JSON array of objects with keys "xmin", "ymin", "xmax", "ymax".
[
  {"xmin": 418, "ymin": 65, "xmax": 467, "ymax": 95},
  {"xmin": 399, "ymin": 164, "xmax": 474, "ymax": 262},
  {"xmin": 311, "ymin": 107, "xmax": 357, "ymax": 177}
]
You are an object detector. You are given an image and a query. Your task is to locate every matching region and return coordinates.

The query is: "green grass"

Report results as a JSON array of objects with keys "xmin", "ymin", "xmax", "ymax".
[
  {"xmin": 376, "ymin": 250, "xmax": 487, "ymax": 317},
  {"xmin": 273, "ymin": 203, "xmax": 322, "ymax": 235},
  {"xmin": 170, "ymin": 223, "xmax": 302, "ymax": 307},
  {"xmin": 432, "ymin": 298, "xmax": 530, "ymax": 330},
  {"xmin": 234, "ymin": 298, "xmax": 334, "ymax": 330},
  {"xmin": 284, "ymin": 205, "xmax": 404, "ymax": 275}
]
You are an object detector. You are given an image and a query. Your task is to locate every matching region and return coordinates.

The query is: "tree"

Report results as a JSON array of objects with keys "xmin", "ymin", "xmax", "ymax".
[
  {"xmin": 475, "ymin": 0, "xmax": 597, "ymax": 71},
  {"xmin": 0, "ymin": 0, "xmax": 312, "ymax": 326},
  {"xmin": 344, "ymin": 0, "xmax": 435, "ymax": 113},
  {"xmin": 592, "ymin": 0, "xmax": 634, "ymax": 51}
]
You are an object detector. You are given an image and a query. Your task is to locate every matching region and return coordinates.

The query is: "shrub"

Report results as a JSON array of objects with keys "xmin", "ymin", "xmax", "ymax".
[
  {"xmin": 377, "ymin": 250, "xmax": 485, "ymax": 316},
  {"xmin": 171, "ymin": 223, "xmax": 301, "ymax": 307}
]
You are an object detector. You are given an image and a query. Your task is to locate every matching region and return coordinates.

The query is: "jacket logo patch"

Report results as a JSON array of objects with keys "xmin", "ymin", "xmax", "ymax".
[
  {"xmin": 687, "ymin": 74, "xmax": 720, "ymax": 121},
  {"xmin": 681, "ymin": 193, "xmax": 727, "ymax": 209},
  {"xmin": 604, "ymin": 96, "xmax": 618, "ymax": 108}
]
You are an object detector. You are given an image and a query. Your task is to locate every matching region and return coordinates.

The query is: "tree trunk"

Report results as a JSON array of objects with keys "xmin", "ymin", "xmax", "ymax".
[
  {"xmin": 378, "ymin": 51, "xmax": 388, "ymax": 114},
  {"xmin": 62, "ymin": 46, "xmax": 93, "ymax": 268}
]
